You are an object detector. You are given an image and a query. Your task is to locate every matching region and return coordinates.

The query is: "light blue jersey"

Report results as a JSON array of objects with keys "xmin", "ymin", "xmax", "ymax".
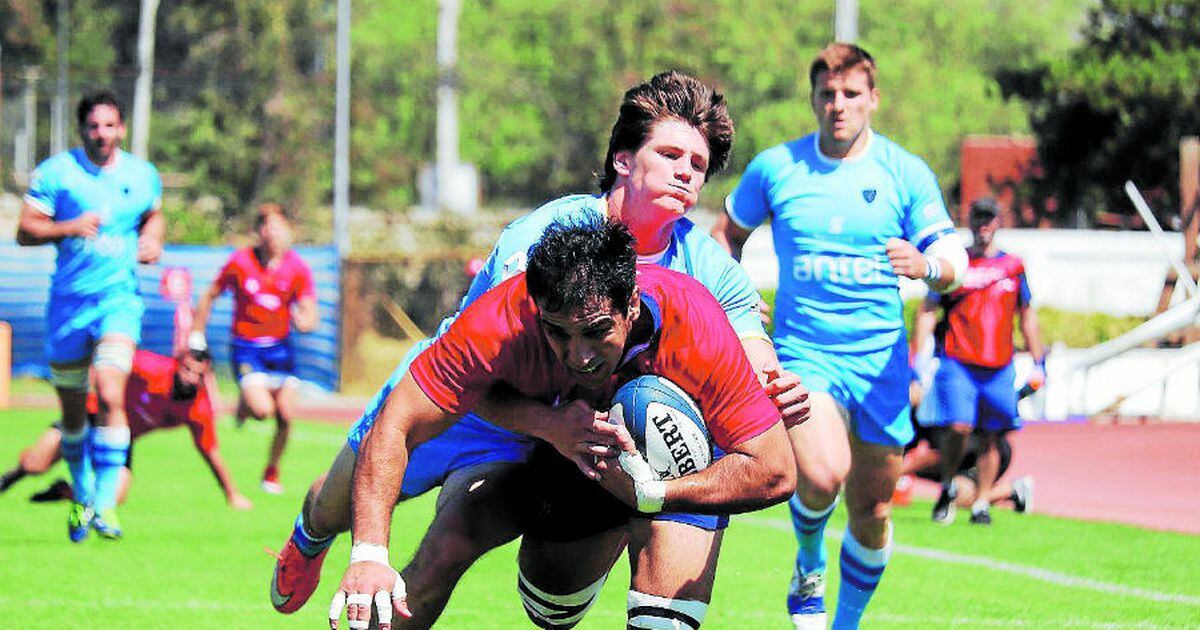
[
  {"xmin": 727, "ymin": 131, "xmax": 955, "ymax": 355},
  {"xmin": 347, "ymin": 193, "xmax": 768, "ymax": 496},
  {"xmin": 728, "ymin": 130, "xmax": 955, "ymax": 447},
  {"xmin": 25, "ymin": 148, "xmax": 162, "ymax": 298}
]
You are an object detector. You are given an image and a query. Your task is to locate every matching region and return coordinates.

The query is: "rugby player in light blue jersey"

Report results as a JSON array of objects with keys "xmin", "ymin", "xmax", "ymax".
[
  {"xmin": 17, "ymin": 89, "xmax": 164, "ymax": 542},
  {"xmin": 271, "ymin": 71, "xmax": 810, "ymax": 628},
  {"xmin": 712, "ymin": 44, "xmax": 968, "ymax": 630}
]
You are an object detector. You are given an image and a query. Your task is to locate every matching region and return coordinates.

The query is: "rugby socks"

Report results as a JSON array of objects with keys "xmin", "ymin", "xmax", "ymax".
[
  {"xmin": 789, "ymin": 494, "xmax": 837, "ymax": 577},
  {"xmin": 833, "ymin": 525, "xmax": 892, "ymax": 630},
  {"xmin": 60, "ymin": 427, "xmax": 96, "ymax": 506},
  {"xmin": 91, "ymin": 425, "xmax": 131, "ymax": 512},
  {"xmin": 292, "ymin": 513, "xmax": 335, "ymax": 557}
]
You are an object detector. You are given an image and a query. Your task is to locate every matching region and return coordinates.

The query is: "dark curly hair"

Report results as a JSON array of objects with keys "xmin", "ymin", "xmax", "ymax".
[
  {"xmin": 526, "ymin": 217, "xmax": 637, "ymax": 315},
  {"xmin": 598, "ymin": 70, "xmax": 734, "ymax": 192}
]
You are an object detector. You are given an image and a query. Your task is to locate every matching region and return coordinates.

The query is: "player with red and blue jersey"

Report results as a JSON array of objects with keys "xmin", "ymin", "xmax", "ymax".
[
  {"xmin": 329, "ymin": 218, "xmax": 794, "ymax": 630},
  {"xmin": 192, "ymin": 203, "xmax": 318, "ymax": 494},
  {"xmin": 915, "ymin": 197, "xmax": 1045, "ymax": 526},
  {"xmin": 0, "ymin": 349, "xmax": 251, "ymax": 512}
]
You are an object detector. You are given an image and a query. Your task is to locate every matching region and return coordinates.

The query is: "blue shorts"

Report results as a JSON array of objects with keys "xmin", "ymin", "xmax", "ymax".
[
  {"xmin": 934, "ymin": 355, "xmax": 1020, "ymax": 432},
  {"xmin": 781, "ymin": 336, "xmax": 913, "ymax": 448},
  {"xmin": 345, "ymin": 338, "xmax": 536, "ymax": 498},
  {"xmin": 46, "ymin": 291, "xmax": 144, "ymax": 364},
  {"xmin": 231, "ymin": 338, "xmax": 296, "ymax": 387}
]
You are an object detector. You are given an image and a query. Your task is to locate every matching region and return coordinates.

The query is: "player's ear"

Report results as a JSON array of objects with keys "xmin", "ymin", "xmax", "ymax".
[
  {"xmin": 613, "ymin": 150, "xmax": 634, "ymax": 178},
  {"xmin": 626, "ymin": 291, "xmax": 641, "ymax": 320}
]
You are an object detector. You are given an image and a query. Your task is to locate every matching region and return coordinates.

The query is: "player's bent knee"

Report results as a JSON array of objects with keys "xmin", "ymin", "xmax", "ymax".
[
  {"xmin": 50, "ymin": 364, "xmax": 89, "ymax": 391},
  {"xmin": 518, "ymin": 569, "xmax": 605, "ymax": 629},
  {"xmin": 627, "ymin": 590, "xmax": 708, "ymax": 630},
  {"xmin": 93, "ymin": 340, "xmax": 134, "ymax": 374}
]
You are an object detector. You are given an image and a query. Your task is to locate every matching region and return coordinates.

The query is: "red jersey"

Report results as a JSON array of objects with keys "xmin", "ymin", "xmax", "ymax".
[
  {"xmin": 410, "ymin": 264, "xmax": 780, "ymax": 450},
  {"xmin": 936, "ymin": 251, "xmax": 1031, "ymax": 368},
  {"xmin": 88, "ymin": 350, "xmax": 217, "ymax": 452},
  {"xmin": 216, "ymin": 247, "xmax": 315, "ymax": 341}
]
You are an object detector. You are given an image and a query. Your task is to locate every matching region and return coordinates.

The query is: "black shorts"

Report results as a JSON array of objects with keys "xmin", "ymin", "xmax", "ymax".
[{"xmin": 516, "ymin": 443, "xmax": 635, "ymax": 543}]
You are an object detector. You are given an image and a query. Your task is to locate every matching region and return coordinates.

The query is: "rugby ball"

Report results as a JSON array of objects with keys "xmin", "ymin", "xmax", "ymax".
[{"xmin": 609, "ymin": 375, "xmax": 712, "ymax": 479}]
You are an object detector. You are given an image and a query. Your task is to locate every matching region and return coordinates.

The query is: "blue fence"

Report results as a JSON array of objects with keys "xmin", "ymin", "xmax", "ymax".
[{"xmin": 0, "ymin": 242, "xmax": 341, "ymax": 391}]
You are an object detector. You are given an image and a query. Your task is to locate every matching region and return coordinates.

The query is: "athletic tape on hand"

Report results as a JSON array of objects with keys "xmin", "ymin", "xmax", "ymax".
[
  {"xmin": 618, "ymin": 451, "xmax": 665, "ymax": 513},
  {"xmin": 375, "ymin": 590, "xmax": 392, "ymax": 626}
]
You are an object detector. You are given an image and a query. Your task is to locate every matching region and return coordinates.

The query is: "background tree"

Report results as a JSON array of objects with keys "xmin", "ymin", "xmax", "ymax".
[{"xmin": 998, "ymin": 0, "xmax": 1200, "ymax": 226}]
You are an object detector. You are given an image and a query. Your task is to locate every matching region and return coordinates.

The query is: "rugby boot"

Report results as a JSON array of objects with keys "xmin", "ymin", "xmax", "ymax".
[
  {"xmin": 931, "ymin": 482, "xmax": 957, "ymax": 525},
  {"xmin": 787, "ymin": 570, "xmax": 827, "ymax": 630},
  {"xmin": 93, "ymin": 508, "xmax": 123, "ymax": 540},
  {"xmin": 1012, "ymin": 476, "xmax": 1034, "ymax": 513},
  {"xmin": 67, "ymin": 501, "xmax": 94, "ymax": 543},
  {"xmin": 270, "ymin": 535, "xmax": 329, "ymax": 613}
]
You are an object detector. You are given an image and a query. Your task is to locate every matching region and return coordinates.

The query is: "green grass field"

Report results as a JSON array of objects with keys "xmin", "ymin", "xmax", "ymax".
[{"xmin": 1, "ymin": 408, "xmax": 1197, "ymax": 628}]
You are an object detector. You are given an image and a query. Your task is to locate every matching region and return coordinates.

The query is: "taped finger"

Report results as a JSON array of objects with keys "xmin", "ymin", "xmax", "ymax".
[
  {"xmin": 375, "ymin": 590, "xmax": 392, "ymax": 626},
  {"xmin": 329, "ymin": 591, "xmax": 347, "ymax": 628}
]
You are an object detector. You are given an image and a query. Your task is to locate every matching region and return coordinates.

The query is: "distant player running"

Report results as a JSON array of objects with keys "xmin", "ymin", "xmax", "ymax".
[
  {"xmin": 712, "ymin": 43, "xmax": 968, "ymax": 628},
  {"xmin": 191, "ymin": 203, "xmax": 318, "ymax": 494},
  {"xmin": 329, "ymin": 219, "xmax": 794, "ymax": 630},
  {"xmin": 0, "ymin": 349, "xmax": 252, "ymax": 511},
  {"xmin": 913, "ymin": 197, "xmax": 1045, "ymax": 526},
  {"xmin": 16, "ymin": 89, "xmax": 164, "ymax": 541}
]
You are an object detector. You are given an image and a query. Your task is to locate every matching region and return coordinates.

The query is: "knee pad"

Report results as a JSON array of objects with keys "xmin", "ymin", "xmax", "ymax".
[
  {"xmin": 93, "ymin": 341, "xmax": 134, "ymax": 373},
  {"xmin": 50, "ymin": 365, "xmax": 89, "ymax": 391},
  {"xmin": 627, "ymin": 590, "xmax": 708, "ymax": 630},
  {"xmin": 518, "ymin": 569, "xmax": 605, "ymax": 628}
]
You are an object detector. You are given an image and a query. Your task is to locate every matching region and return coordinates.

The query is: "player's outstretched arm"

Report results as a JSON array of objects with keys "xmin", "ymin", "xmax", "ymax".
[
  {"xmin": 598, "ymin": 420, "xmax": 795, "ymax": 515},
  {"xmin": 190, "ymin": 278, "xmax": 227, "ymax": 345},
  {"xmin": 333, "ymin": 374, "xmax": 457, "ymax": 630},
  {"xmin": 16, "ymin": 203, "xmax": 100, "ymax": 246},
  {"xmin": 196, "ymin": 446, "xmax": 252, "ymax": 510}
]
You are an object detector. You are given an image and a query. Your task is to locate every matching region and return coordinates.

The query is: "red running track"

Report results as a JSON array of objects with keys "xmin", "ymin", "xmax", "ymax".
[{"xmin": 914, "ymin": 422, "xmax": 1200, "ymax": 534}]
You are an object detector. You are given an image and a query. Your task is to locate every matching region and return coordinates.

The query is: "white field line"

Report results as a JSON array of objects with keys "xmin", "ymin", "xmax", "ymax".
[{"xmin": 741, "ymin": 516, "xmax": 1200, "ymax": 607}]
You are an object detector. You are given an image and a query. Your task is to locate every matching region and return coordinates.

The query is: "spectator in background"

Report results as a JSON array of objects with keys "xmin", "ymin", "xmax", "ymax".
[
  {"xmin": 191, "ymin": 203, "xmax": 318, "ymax": 494},
  {"xmin": 912, "ymin": 197, "xmax": 1045, "ymax": 526},
  {"xmin": 16, "ymin": 89, "xmax": 164, "ymax": 542}
]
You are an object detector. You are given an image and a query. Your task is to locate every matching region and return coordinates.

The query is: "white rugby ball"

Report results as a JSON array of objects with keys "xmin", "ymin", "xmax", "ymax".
[{"xmin": 609, "ymin": 375, "xmax": 711, "ymax": 479}]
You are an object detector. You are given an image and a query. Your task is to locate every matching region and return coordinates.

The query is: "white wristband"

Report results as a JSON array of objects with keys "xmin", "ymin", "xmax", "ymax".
[
  {"xmin": 350, "ymin": 542, "xmax": 389, "ymax": 565},
  {"xmin": 635, "ymin": 478, "xmax": 667, "ymax": 513},
  {"xmin": 922, "ymin": 255, "xmax": 942, "ymax": 288}
]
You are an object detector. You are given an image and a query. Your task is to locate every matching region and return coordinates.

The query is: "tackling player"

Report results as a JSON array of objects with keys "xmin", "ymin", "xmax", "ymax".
[
  {"xmin": 712, "ymin": 43, "xmax": 969, "ymax": 628},
  {"xmin": 912, "ymin": 197, "xmax": 1045, "ymax": 525},
  {"xmin": 268, "ymin": 71, "xmax": 809, "ymax": 626},
  {"xmin": 16, "ymin": 89, "xmax": 164, "ymax": 541},
  {"xmin": 330, "ymin": 219, "xmax": 795, "ymax": 630},
  {"xmin": 191, "ymin": 203, "xmax": 318, "ymax": 494},
  {"xmin": 0, "ymin": 349, "xmax": 252, "ymax": 512}
]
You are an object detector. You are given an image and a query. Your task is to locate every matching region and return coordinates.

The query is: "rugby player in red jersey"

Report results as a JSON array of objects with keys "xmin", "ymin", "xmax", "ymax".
[
  {"xmin": 329, "ymin": 219, "xmax": 795, "ymax": 630},
  {"xmin": 0, "ymin": 349, "xmax": 252, "ymax": 511},
  {"xmin": 913, "ymin": 198, "xmax": 1045, "ymax": 526},
  {"xmin": 191, "ymin": 203, "xmax": 318, "ymax": 494}
]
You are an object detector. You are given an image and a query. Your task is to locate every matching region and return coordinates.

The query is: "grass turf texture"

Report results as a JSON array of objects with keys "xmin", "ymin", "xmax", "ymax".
[{"xmin": 1, "ymin": 408, "xmax": 1197, "ymax": 628}]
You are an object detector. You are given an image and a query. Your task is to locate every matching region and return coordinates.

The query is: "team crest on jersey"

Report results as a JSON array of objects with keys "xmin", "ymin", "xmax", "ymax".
[{"xmin": 862, "ymin": 189, "xmax": 877, "ymax": 203}]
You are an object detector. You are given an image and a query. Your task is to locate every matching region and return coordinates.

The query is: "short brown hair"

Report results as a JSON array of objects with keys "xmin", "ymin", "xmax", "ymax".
[
  {"xmin": 598, "ymin": 71, "xmax": 734, "ymax": 192},
  {"xmin": 254, "ymin": 202, "xmax": 290, "ymax": 228},
  {"xmin": 809, "ymin": 43, "xmax": 877, "ymax": 90}
]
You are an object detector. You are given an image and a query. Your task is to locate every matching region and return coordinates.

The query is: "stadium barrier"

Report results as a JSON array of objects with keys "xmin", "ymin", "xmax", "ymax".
[{"xmin": 0, "ymin": 242, "xmax": 340, "ymax": 391}]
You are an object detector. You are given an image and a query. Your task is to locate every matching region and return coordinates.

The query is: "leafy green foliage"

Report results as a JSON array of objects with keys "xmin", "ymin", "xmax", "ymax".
[
  {"xmin": 998, "ymin": 0, "xmax": 1200, "ymax": 223},
  {"xmin": 4, "ymin": 1, "xmax": 1091, "ymax": 241}
]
